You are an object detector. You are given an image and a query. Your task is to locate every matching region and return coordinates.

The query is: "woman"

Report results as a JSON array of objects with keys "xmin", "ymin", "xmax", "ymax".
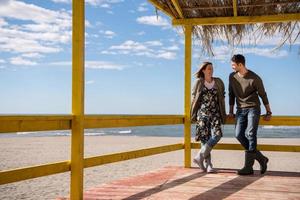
[{"xmin": 191, "ymin": 62, "xmax": 226, "ymax": 173}]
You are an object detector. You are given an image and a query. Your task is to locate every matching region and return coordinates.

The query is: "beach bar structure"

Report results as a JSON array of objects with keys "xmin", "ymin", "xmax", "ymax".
[{"xmin": 1, "ymin": 0, "xmax": 300, "ymax": 199}]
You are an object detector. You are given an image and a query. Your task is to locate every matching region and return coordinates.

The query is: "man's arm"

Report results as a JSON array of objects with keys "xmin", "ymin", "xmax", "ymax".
[{"xmin": 255, "ymin": 76, "xmax": 272, "ymax": 121}]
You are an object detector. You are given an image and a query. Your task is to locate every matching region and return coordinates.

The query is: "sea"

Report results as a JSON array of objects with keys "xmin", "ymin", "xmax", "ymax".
[{"xmin": 0, "ymin": 125, "xmax": 300, "ymax": 138}]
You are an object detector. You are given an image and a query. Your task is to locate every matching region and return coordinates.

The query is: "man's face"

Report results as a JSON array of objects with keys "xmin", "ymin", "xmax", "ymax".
[{"xmin": 231, "ymin": 61, "xmax": 240, "ymax": 72}]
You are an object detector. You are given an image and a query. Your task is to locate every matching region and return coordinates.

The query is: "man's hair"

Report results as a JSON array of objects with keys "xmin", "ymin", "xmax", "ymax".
[{"xmin": 231, "ymin": 54, "xmax": 245, "ymax": 65}]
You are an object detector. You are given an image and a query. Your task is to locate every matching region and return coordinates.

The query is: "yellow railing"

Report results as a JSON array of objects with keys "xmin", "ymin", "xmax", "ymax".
[
  {"xmin": 1, "ymin": 115, "xmax": 300, "ymax": 186},
  {"xmin": 1, "ymin": 1, "xmax": 300, "ymax": 199}
]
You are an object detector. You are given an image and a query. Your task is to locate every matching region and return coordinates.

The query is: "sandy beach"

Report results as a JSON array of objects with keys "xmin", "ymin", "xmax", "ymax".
[{"xmin": 0, "ymin": 136, "xmax": 299, "ymax": 200}]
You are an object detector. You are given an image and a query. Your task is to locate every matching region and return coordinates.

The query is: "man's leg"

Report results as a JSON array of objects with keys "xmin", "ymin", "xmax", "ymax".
[
  {"xmin": 235, "ymin": 109, "xmax": 249, "ymax": 150},
  {"xmin": 237, "ymin": 108, "xmax": 255, "ymax": 175},
  {"xmin": 246, "ymin": 108, "xmax": 260, "ymax": 151},
  {"xmin": 247, "ymin": 108, "xmax": 269, "ymax": 174}
]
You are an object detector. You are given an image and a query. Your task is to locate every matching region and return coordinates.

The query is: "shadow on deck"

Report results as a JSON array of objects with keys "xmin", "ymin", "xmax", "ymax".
[{"xmin": 56, "ymin": 166, "xmax": 300, "ymax": 200}]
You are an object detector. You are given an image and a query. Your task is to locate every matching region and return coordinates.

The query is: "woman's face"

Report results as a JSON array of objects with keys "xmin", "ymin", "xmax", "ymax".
[{"xmin": 203, "ymin": 64, "xmax": 213, "ymax": 78}]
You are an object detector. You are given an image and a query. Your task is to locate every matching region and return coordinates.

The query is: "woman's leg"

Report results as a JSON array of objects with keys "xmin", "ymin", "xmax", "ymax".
[{"xmin": 193, "ymin": 142, "xmax": 207, "ymax": 171}]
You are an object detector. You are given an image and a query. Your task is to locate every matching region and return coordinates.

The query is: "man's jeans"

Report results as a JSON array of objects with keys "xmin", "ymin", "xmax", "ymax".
[{"xmin": 235, "ymin": 107, "xmax": 261, "ymax": 151}]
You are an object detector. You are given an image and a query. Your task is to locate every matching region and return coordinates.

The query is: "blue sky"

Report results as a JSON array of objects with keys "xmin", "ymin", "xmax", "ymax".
[{"xmin": 0, "ymin": 0, "xmax": 299, "ymax": 115}]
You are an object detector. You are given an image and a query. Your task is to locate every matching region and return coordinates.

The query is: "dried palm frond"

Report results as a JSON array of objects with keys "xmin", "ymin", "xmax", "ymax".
[{"xmin": 154, "ymin": 0, "xmax": 300, "ymax": 56}]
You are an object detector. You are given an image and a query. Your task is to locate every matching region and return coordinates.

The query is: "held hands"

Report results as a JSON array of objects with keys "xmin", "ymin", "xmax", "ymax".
[
  {"xmin": 263, "ymin": 111, "xmax": 272, "ymax": 121},
  {"xmin": 227, "ymin": 113, "xmax": 235, "ymax": 118}
]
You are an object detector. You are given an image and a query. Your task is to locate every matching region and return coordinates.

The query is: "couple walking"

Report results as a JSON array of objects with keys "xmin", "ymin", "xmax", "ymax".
[{"xmin": 191, "ymin": 54, "xmax": 272, "ymax": 175}]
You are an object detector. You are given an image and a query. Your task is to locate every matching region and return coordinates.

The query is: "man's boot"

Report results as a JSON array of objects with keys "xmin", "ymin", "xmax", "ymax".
[
  {"xmin": 255, "ymin": 150, "xmax": 269, "ymax": 174},
  {"xmin": 237, "ymin": 151, "xmax": 255, "ymax": 175}
]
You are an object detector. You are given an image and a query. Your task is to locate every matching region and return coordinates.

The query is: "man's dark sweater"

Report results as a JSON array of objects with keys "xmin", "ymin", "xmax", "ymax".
[{"xmin": 229, "ymin": 70, "xmax": 269, "ymax": 109}]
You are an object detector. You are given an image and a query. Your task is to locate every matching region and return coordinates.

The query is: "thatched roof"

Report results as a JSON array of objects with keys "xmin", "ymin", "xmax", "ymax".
[{"xmin": 149, "ymin": 0, "xmax": 300, "ymax": 55}]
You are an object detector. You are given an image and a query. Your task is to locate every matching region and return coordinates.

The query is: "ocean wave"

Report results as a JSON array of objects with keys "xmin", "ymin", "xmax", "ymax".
[
  {"xmin": 85, "ymin": 132, "xmax": 106, "ymax": 136},
  {"xmin": 118, "ymin": 130, "xmax": 132, "ymax": 134},
  {"xmin": 17, "ymin": 132, "xmax": 34, "ymax": 135},
  {"xmin": 262, "ymin": 126, "xmax": 300, "ymax": 129}
]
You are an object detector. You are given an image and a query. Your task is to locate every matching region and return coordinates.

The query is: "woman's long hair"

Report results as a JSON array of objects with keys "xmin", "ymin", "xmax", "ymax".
[{"xmin": 194, "ymin": 62, "xmax": 212, "ymax": 78}]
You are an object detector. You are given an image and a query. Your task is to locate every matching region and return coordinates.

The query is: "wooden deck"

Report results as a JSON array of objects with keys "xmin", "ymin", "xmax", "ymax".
[{"xmin": 57, "ymin": 166, "xmax": 300, "ymax": 200}]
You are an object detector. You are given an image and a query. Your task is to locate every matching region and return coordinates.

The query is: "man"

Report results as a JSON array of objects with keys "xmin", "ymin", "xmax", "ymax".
[{"xmin": 228, "ymin": 54, "xmax": 272, "ymax": 175}]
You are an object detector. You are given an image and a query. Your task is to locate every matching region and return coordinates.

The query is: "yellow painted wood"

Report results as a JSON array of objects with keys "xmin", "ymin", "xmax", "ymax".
[
  {"xmin": 184, "ymin": 25, "xmax": 192, "ymax": 168},
  {"xmin": 172, "ymin": 13, "xmax": 300, "ymax": 26},
  {"xmin": 0, "ymin": 115, "xmax": 71, "ymax": 133},
  {"xmin": 148, "ymin": 0, "xmax": 174, "ymax": 18},
  {"xmin": 1, "ymin": 115, "xmax": 300, "ymax": 133},
  {"xmin": 71, "ymin": 0, "xmax": 85, "ymax": 199},
  {"xmin": 84, "ymin": 143, "xmax": 184, "ymax": 168},
  {"xmin": 0, "ymin": 161, "xmax": 70, "ymax": 185},
  {"xmin": 85, "ymin": 115, "xmax": 184, "ymax": 128},
  {"xmin": 191, "ymin": 143, "xmax": 300, "ymax": 152},
  {"xmin": 233, "ymin": 0, "xmax": 237, "ymax": 17},
  {"xmin": 257, "ymin": 116, "xmax": 300, "ymax": 126},
  {"xmin": 171, "ymin": 0, "xmax": 184, "ymax": 18}
]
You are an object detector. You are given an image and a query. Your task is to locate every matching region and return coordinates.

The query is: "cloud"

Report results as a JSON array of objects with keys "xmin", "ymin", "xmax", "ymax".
[
  {"xmin": 10, "ymin": 56, "xmax": 37, "ymax": 66},
  {"xmin": 0, "ymin": 0, "xmax": 71, "ymax": 60},
  {"xmin": 51, "ymin": 0, "xmax": 124, "ymax": 7},
  {"xmin": 101, "ymin": 4, "xmax": 110, "ymax": 8},
  {"xmin": 102, "ymin": 40, "xmax": 177, "ymax": 60},
  {"xmin": 137, "ymin": 3, "xmax": 148, "ymax": 12},
  {"xmin": 145, "ymin": 41, "xmax": 163, "ymax": 46},
  {"xmin": 100, "ymin": 30, "xmax": 116, "ymax": 39},
  {"xmin": 137, "ymin": 31, "xmax": 145, "ymax": 36},
  {"xmin": 163, "ymin": 45, "xmax": 180, "ymax": 51},
  {"xmin": 21, "ymin": 53, "xmax": 43, "ymax": 58},
  {"xmin": 136, "ymin": 15, "xmax": 170, "ymax": 28},
  {"xmin": 196, "ymin": 45, "xmax": 289, "ymax": 62},
  {"xmin": 51, "ymin": 0, "xmax": 70, "ymax": 3},
  {"xmin": 50, "ymin": 61, "xmax": 125, "ymax": 70},
  {"xmin": 0, "ymin": 59, "xmax": 5, "ymax": 63},
  {"xmin": 85, "ymin": 80, "xmax": 95, "ymax": 85}
]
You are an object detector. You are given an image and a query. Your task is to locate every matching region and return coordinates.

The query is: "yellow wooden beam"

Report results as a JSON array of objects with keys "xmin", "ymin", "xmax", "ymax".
[
  {"xmin": 85, "ymin": 115, "xmax": 184, "ymax": 128},
  {"xmin": 0, "ymin": 115, "xmax": 71, "ymax": 133},
  {"xmin": 71, "ymin": 0, "xmax": 85, "ymax": 199},
  {"xmin": 1, "ymin": 115, "xmax": 300, "ymax": 133},
  {"xmin": 233, "ymin": 0, "xmax": 238, "ymax": 17},
  {"xmin": 191, "ymin": 143, "xmax": 300, "ymax": 152},
  {"xmin": 184, "ymin": 25, "xmax": 192, "ymax": 168},
  {"xmin": 148, "ymin": 0, "xmax": 174, "ymax": 19},
  {"xmin": 84, "ymin": 143, "xmax": 184, "ymax": 168},
  {"xmin": 171, "ymin": 0, "xmax": 184, "ymax": 18},
  {"xmin": 0, "ymin": 161, "xmax": 70, "ymax": 185},
  {"xmin": 0, "ymin": 144, "xmax": 183, "ymax": 185},
  {"xmin": 172, "ymin": 13, "xmax": 300, "ymax": 26}
]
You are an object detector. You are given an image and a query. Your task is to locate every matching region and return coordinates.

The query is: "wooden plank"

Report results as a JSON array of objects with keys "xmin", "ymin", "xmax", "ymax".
[
  {"xmin": 171, "ymin": 0, "xmax": 184, "ymax": 18},
  {"xmin": 84, "ymin": 144, "xmax": 184, "ymax": 168},
  {"xmin": 1, "ymin": 115, "xmax": 300, "ymax": 133},
  {"xmin": 191, "ymin": 143, "xmax": 300, "ymax": 152},
  {"xmin": 84, "ymin": 115, "xmax": 184, "ymax": 128},
  {"xmin": 0, "ymin": 161, "xmax": 70, "ymax": 185},
  {"xmin": 233, "ymin": 0, "xmax": 237, "ymax": 17},
  {"xmin": 184, "ymin": 25, "xmax": 192, "ymax": 168},
  {"xmin": 172, "ymin": 13, "xmax": 300, "ymax": 26},
  {"xmin": 0, "ymin": 115, "xmax": 72, "ymax": 133},
  {"xmin": 71, "ymin": 0, "xmax": 85, "ymax": 198}
]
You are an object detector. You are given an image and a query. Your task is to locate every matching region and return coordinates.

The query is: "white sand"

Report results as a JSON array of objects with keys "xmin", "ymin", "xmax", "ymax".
[{"xmin": 0, "ymin": 136, "xmax": 299, "ymax": 200}]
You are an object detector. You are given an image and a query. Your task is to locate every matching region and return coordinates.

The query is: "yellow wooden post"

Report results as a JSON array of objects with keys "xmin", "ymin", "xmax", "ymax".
[
  {"xmin": 71, "ymin": 0, "xmax": 85, "ymax": 199},
  {"xmin": 184, "ymin": 25, "xmax": 192, "ymax": 168}
]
